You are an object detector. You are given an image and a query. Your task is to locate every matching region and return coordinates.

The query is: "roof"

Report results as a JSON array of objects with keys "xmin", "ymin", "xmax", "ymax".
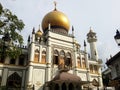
[
  {"xmin": 52, "ymin": 69, "xmax": 81, "ymax": 82},
  {"xmin": 106, "ymin": 51, "xmax": 120, "ymax": 65}
]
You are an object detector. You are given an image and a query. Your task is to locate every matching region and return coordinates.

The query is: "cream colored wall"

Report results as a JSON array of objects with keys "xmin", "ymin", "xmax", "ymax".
[{"xmin": 33, "ymin": 69, "xmax": 45, "ymax": 87}]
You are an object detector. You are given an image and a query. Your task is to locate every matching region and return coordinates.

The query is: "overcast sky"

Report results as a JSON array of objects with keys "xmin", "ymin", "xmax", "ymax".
[{"xmin": 1, "ymin": 0, "xmax": 120, "ymax": 66}]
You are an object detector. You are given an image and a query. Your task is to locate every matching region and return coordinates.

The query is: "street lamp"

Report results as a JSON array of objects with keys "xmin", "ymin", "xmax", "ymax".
[
  {"xmin": 114, "ymin": 30, "xmax": 120, "ymax": 46},
  {"xmin": 0, "ymin": 32, "xmax": 11, "ymax": 62}
]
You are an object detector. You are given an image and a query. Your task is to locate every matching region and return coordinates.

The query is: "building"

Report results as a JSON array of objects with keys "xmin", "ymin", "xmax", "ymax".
[
  {"xmin": 106, "ymin": 51, "xmax": 120, "ymax": 90},
  {"xmin": 102, "ymin": 67, "xmax": 115, "ymax": 90},
  {"xmin": 0, "ymin": 3, "xmax": 103, "ymax": 90}
]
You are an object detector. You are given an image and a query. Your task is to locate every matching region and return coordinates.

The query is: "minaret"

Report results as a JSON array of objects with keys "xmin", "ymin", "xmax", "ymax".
[{"xmin": 87, "ymin": 28, "xmax": 98, "ymax": 61}]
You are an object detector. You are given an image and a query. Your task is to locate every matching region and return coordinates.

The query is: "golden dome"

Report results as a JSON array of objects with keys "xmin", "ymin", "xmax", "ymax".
[
  {"xmin": 36, "ymin": 29, "xmax": 42, "ymax": 37},
  {"xmin": 42, "ymin": 9, "xmax": 70, "ymax": 32}
]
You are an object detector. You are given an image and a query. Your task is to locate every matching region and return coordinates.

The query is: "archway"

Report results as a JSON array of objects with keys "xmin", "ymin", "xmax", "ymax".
[
  {"xmin": 65, "ymin": 52, "xmax": 71, "ymax": 68},
  {"xmin": 6, "ymin": 72, "xmax": 22, "ymax": 89},
  {"xmin": 53, "ymin": 50, "xmax": 59, "ymax": 65}
]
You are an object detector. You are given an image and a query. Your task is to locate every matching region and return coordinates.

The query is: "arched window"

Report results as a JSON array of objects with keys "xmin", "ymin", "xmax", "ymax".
[
  {"xmin": 34, "ymin": 49, "xmax": 39, "ymax": 62},
  {"xmin": 82, "ymin": 57, "xmax": 86, "ymax": 68},
  {"xmin": 77, "ymin": 56, "xmax": 81, "ymax": 68},
  {"xmin": 94, "ymin": 65, "xmax": 98, "ymax": 74},
  {"xmin": 62, "ymin": 83, "xmax": 66, "ymax": 90},
  {"xmin": 60, "ymin": 50, "xmax": 65, "ymax": 57},
  {"xmin": 41, "ymin": 50, "xmax": 46, "ymax": 63},
  {"xmin": 65, "ymin": 52, "xmax": 71, "ymax": 67},
  {"xmin": 90, "ymin": 65, "xmax": 93, "ymax": 73},
  {"xmin": 53, "ymin": 50, "xmax": 59, "ymax": 65}
]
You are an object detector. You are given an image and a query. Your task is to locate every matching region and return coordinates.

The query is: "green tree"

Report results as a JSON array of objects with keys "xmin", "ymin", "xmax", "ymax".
[
  {"xmin": 0, "ymin": 3, "xmax": 25, "ymax": 59},
  {"xmin": 0, "ymin": 3, "xmax": 24, "ymax": 44}
]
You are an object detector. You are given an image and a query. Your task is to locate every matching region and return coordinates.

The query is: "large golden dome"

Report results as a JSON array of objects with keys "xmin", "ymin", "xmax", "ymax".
[{"xmin": 42, "ymin": 9, "xmax": 70, "ymax": 32}]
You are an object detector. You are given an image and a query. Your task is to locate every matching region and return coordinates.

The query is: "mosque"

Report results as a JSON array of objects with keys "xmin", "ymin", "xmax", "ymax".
[{"xmin": 0, "ymin": 2, "xmax": 103, "ymax": 90}]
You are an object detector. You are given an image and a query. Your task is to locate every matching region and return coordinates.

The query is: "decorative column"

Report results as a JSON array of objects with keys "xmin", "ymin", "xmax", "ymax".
[
  {"xmin": 1, "ymin": 68, "xmax": 8, "ymax": 86},
  {"xmin": 21, "ymin": 70, "xmax": 26, "ymax": 90},
  {"xmin": 84, "ymin": 40, "xmax": 90, "ymax": 82},
  {"xmin": 72, "ymin": 26, "xmax": 77, "ymax": 75},
  {"xmin": 98, "ymin": 67, "xmax": 103, "ymax": 87},
  {"xmin": 45, "ymin": 24, "xmax": 52, "ymax": 81},
  {"xmin": 29, "ymin": 28, "xmax": 35, "ymax": 62},
  {"xmin": 26, "ymin": 66, "xmax": 33, "ymax": 89},
  {"xmin": 39, "ymin": 45, "xmax": 42, "ymax": 63}
]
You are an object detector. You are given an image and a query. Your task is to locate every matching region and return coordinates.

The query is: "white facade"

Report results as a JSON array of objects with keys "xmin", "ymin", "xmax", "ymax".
[{"xmin": 0, "ymin": 7, "xmax": 103, "ymax": 90}]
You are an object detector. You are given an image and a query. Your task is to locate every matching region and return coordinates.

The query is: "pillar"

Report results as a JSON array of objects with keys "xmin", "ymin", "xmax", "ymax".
[
  {"xmin": 1, "ymin": 68, "xmax": 8, "ymax": 86},
  {"xmin": 21, "ymin": 70, "xmax": 26, "ymax": 90},
  {"xmin": 45, "ymin": 30, "xmax": 52, "ymax": 81},
  {"xmin": 26, "ymin": 66, "xmax": 33, "ymax": 88}
]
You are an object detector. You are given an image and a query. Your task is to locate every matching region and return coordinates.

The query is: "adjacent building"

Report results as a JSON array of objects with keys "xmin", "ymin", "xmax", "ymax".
[{"xmin": 106, "ymin": 51, "xmax": 120, "ymax": 90}]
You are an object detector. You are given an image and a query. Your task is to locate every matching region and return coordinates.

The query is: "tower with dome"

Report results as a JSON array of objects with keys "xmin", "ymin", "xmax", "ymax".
[{"xmin": 0, "ymin": 2, "xmax": 103, "ymax": 90}]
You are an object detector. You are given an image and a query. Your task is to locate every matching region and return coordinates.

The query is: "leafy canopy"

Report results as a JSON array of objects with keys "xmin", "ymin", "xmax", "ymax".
[
  {"xmin": 0, "ymin": 3, "xmax": 25, "ymax": 44},
  {"xmin": 0, "ymin": 3, "xmax": 25, "ymax": 59}
]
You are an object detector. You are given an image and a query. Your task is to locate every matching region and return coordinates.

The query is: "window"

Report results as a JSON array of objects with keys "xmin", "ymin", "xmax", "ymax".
[
  {"xmin": 94, "ymin": 65, "xmax": 98, "ymax": 73},
  {"xmin": 34, "ymin": 49, "xmax": 39, "ymax": 62},
  {"xmin": 53, "ymin": 50, "xmax": 59, "ymax": 65},
  {"xmin": 90, "ymin": 65, "xmax": 93, "ymax": 73},
  {"xmin": 82, "ymin": 58, "xmax": 86, "ymax": 68},
  {"xmin": 77, "ymin": 57, "xmax": 81, "ymax": 68},
  {"xmin": 65, "ymin": 52, "xmax": 71, "ymax": 66},
  {"xmin": 41, "ymin": 50, "xmax": 46, "ymax": 63}
]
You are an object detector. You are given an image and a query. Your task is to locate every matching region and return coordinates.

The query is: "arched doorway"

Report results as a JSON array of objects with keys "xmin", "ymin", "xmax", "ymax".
[
  {"xmin": 68, "ymin": 83, "xmax": 74, "ymax": 90},
  {"xmin": 6, "ymin": 72, "xmax": 22, "ymax": 89},
  {"xmin": 62, "ymin": 83, "xmax": 66, "ymax": 90}
]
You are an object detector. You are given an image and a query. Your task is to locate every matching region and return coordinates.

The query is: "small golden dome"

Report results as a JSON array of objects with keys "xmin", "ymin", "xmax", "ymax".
[
  {"xmin": 42, "ymin": 9, "xmax": 70, "ymax": 32},
  {"xmin": 36, "ymin": 29, "xmax": 42, "ymax": 37}
]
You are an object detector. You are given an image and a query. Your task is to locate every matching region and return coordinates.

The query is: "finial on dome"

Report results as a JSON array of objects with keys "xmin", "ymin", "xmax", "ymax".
[
  {"xmin": 54, "ymin": 1, "xmax": 57, "ymax": 10},
  {"xmin": 39, "ymin": 24, "xmax": 40, "ymax": 30},
  {"xmin": 90, "ymin": 27, "xmax": 93, "ymax": 32}
]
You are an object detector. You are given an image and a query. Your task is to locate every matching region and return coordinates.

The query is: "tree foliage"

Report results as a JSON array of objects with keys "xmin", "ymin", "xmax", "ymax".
[
  {"xmin": 0, "ymin": 3, "xmax": 25, "ymax": 59},
  {"xmin": 0, "ymin": 3, "xmax": 25, "ymax": 44}
]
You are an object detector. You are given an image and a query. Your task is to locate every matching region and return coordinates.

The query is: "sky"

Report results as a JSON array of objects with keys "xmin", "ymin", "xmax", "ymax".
[{"xmin": 1, "ymin": 0, "xmax": 120, "ymax": 67}]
